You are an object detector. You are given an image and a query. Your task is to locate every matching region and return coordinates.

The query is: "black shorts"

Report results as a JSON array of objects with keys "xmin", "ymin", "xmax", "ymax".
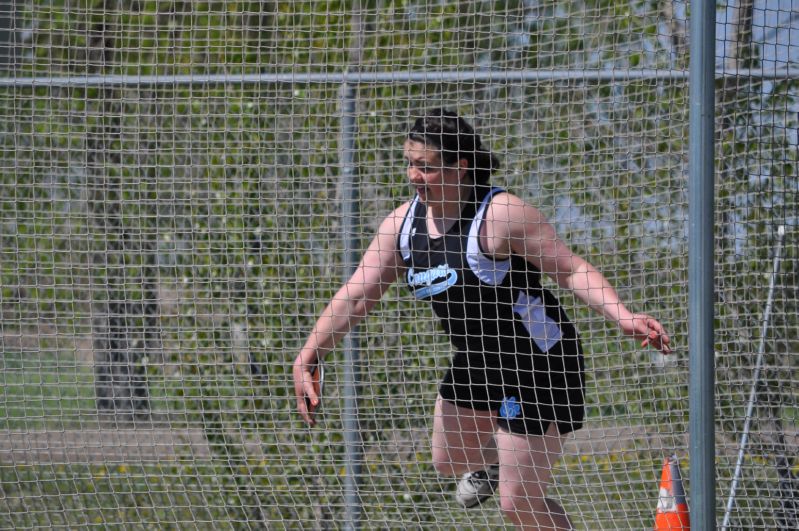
[{"xmin": 438, "ymin": 338, "xmax": 585, "ymax": 436}]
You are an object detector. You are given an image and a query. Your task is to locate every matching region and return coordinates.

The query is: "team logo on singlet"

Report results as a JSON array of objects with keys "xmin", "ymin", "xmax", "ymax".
[
  {"xmin": 499, "ymin": 396, "xmax": 521, "ymax": 420},
  {"xmin": 407, "ymin": 264, "xmax": 458, "ymax": 299}
]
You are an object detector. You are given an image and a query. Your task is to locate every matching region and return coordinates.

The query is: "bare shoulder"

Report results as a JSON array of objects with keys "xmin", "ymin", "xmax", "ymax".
[
  {"xmin": 482, "ymin": 191, "xmax": 565, "ymax": 267},
  {"xmin": 356, "ymin": 201, "xmax": 412, "ymax": 278},
  {"xmin": 485, "ymin": 191, "xmax": 545, "ymax": 226},
  {"xmin": 367, "ymin": 201, "xmax": 414, "ymax": 257},
  {"xmin": 378, "ymin": 200, "xmax": 413, "ymax": 236}
]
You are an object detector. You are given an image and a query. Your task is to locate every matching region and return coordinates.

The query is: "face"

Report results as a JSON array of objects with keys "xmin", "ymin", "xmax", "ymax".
[{"xmin": 403, "ymin": 139, "xmax": 468, "ymax": 205}]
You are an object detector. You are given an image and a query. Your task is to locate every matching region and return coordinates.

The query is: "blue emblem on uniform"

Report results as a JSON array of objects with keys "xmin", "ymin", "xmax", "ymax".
[
  {"xmin": 499, "ymin": 396, "xmax": 521, "ymax": 420},
  {"xmin": 407, "ymin": 264, "xmax": 458, "ymax": 299}
]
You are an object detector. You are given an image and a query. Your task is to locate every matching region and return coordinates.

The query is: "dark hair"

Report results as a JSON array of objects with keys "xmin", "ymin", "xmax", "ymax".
[{"xmin": 407, "ymin": 108, "xmax": 500, "ymax": 186}]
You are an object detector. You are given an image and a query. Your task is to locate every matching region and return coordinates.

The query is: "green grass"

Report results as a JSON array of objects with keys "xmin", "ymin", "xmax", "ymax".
[
  {"xmin": 0, "ymin": 462, "xmax": 230, "ymax": 529},
  {"xmin": 0, "ymin": 350, "xmax": 96, "ymax": 431},
  {"xmin": 0, "ymin": 349, "xmax": 193, "ymax": 430},
  {"xmin": 9, "ymin": 344, "xmax": 791, "ymax": 529}
]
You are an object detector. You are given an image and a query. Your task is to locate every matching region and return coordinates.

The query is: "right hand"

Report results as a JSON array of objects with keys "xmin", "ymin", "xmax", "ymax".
[{"xmin": 293, "ymin": 356, "xmax": 320, "ymax": 426}]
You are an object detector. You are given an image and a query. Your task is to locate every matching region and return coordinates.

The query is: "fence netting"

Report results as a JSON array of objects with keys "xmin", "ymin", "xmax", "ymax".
[{"xmin": 0, "ymin": 1, "xmax": 796, "ymax": 529}]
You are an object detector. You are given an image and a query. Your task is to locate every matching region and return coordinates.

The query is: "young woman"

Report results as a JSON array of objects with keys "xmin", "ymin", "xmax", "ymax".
[{"xmin": 293, "ymin": 109, "xmax": 671, "ymax": 529}]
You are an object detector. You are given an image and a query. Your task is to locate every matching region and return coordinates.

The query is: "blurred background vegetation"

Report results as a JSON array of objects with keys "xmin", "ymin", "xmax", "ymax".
[{"xmin": 0, "ymin": 1, "xmax": 796, "ymax": 528}]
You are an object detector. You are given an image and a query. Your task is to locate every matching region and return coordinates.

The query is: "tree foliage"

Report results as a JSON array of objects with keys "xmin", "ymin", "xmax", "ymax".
[{"xmin": 1, "ymin": 0, "xmax": 796, "ymax": 527}]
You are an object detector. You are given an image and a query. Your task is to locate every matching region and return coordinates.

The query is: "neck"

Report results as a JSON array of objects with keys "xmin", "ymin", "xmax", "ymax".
[
  {"xmin": 426, "ymin": 183, "xmax": 474, "ymax": 235},
  {"xmin": 427, "ymin": 198, "xmax": 463, "ymax": 220}
]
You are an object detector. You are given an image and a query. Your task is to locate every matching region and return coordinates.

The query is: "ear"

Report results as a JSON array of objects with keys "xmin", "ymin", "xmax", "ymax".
[{"xmin": 458, "ymin": 158, "xmax": 470, "ymax": 179}]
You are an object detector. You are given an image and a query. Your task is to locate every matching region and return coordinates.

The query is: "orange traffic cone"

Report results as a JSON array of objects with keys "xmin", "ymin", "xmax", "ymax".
[{"xmin": 654, "ymin": 455, "xmax": 690, "ymax": 530}]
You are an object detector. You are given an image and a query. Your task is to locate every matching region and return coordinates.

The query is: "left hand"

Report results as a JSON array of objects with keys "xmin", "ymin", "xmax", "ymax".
[{"xmin": 620, "ymin": 313, "xmax": 672, "ymax": 354}]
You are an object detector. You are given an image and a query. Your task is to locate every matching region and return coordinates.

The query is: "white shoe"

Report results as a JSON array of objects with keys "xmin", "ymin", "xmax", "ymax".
[{"xmin": 455, "ymin": 464, "xmax": 500, "ymax": 508}]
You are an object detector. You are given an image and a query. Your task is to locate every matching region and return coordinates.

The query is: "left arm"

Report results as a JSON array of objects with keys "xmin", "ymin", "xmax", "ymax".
[
  {"xmin": 556, "ymin": 258, "xmax": 671, "ymax": 353},
  {"xmin": 483, "ymin": 193, "xmax": 671, "ymax": 353}
]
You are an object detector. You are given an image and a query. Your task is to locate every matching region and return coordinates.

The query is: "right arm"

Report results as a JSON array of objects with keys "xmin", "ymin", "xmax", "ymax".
[{"xmin": 293, "ymin": 204, "xmax": 409, "ymax": 425}]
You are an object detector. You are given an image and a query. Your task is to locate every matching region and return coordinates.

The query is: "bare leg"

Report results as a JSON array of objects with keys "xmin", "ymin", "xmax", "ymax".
[
  {"xmin": 431, "ymin": 394, "xmax": 498, "ymax": 476},
  {"xmin": 494, "ymin": 423, "xmax": 574, "ymax": 530}
]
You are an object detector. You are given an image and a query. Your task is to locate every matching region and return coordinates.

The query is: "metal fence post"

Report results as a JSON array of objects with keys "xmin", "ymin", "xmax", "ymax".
[
  {"xmin": 339, "ymin": 82, "xmax": 363, "ymax": 531},
  {"xmin": 689, "ymin": 0, "xmax": 717, "ymax": 528}
]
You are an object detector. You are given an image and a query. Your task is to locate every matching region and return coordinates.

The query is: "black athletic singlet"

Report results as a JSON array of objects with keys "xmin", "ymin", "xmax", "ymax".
[{"xmin": 397, "ymin": 186, "xmax": 585, "ymax": 435}]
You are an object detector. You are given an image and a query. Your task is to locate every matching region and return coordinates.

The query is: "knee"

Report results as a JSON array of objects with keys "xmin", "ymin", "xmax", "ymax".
[
  {"xmin": 430, "ymin": 446, "xmax": 454, "ymax": 476},
  {"xmin": 432, "ymin": 459, "xmax": 460, "ymax": 477},
  {"xmin": 431, "ymin": 446, "xmax": 467, "ymax": 477},
  {"xmin": 498, "ymin": 484, "xmax": 548, "ymax": 524}
]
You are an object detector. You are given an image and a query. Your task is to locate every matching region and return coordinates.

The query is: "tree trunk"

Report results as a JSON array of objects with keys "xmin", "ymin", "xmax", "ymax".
[{"xmin": 86, "ymin": 4, "xmax": 155, "ymax": 417}]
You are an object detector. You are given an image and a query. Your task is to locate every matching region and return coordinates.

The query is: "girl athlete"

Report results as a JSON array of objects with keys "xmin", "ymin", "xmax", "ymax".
[{"xmin": 293, "ymin": 109, "xmax": 671, "ymax": 529}]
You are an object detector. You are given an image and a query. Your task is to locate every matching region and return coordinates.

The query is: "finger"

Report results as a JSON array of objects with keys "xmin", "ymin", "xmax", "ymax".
[
  {"xmin": 303, "ymin": 377, "xmax": 320, "ymax": 408},
  {"xmin": 639, "ymin": 316, "xmax": 657, "ymax": 332},
  {"xmin": 304, "ymin": 392, "xmax": 320, "ymax": 416},
  {"xmin": 659, "ymin": 333, "xmax": 672, "ymax": 354},
  {"xmin": 295, "ymin": 373, "xmax": 317, "ymax": 426},
  {"xmin": 648, "ymin": 321, "xmax": 672, "ymax": 353},
  {"xmin": 647, "ymin": 333, "xmax": 672, "ymax": 354},
  {"xmin": 302, "ymin": 371, "xmax": 321, "ymax": 422},
  {"xmin": 642, "ymin": 318, "xmax": 670, "ymax": 349},
  {"xmin": 297, "ymin": 396, "xmax": 316, "ymax": 426}
]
